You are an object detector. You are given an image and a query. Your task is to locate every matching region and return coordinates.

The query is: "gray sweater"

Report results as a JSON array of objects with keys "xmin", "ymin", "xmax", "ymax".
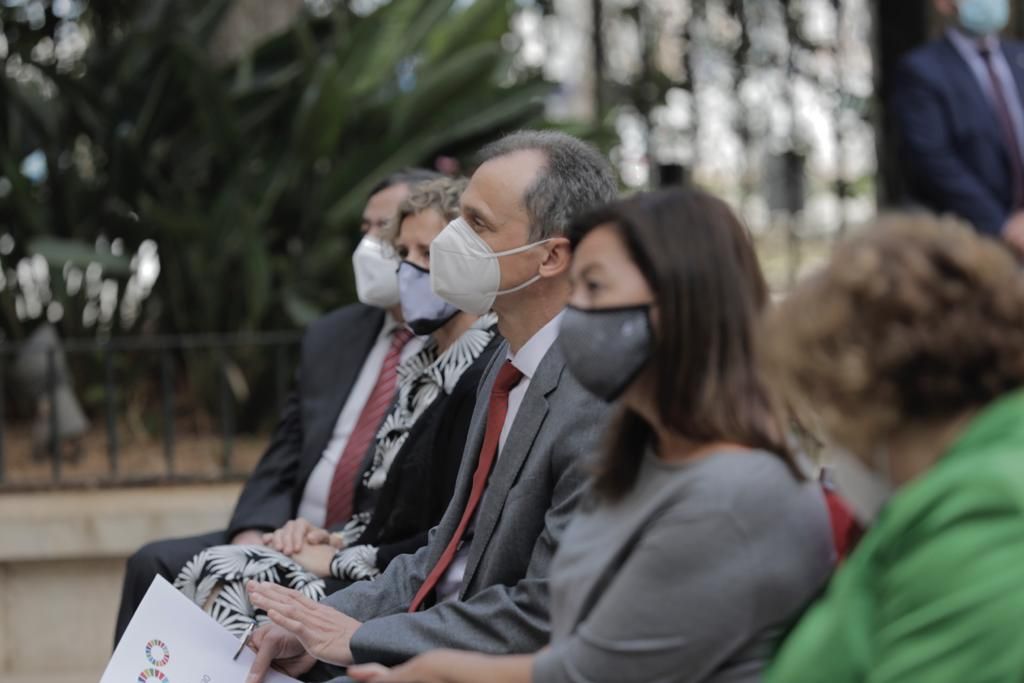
[{"xmin": 532, "ymin": 448, "xmax": 835, "ymax": 683}]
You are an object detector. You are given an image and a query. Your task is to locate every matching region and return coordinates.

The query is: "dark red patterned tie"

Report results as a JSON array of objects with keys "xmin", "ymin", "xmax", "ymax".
[
  {"xmin": 408, "ymin": 360, "xmax": 523, "ymax": 612},
  {"xmin": 324, "ymin": 327, "xmax": 414, "ymax": 528},
  {"xmin": 980, "ymin": 46, "xmax": 1024, "ymax": 208}
]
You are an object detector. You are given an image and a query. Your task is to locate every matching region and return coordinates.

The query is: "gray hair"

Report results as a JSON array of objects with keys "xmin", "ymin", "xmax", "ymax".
[{"xmin": 477, "ymin": 130, "xmax": 618, "ymax": 240}]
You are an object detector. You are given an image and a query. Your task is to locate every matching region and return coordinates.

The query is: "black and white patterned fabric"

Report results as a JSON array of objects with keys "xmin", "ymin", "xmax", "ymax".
[
  {"xmin": 173, "ymin": 315, "xmax": 497, "ymax": 632},
  {"xmin": 173, "ymin": 544, "xmax": 326, "ymax": 636},
  {"xmin": 334, "ymin": 313, "xmax": 497, "ymax": 546}
]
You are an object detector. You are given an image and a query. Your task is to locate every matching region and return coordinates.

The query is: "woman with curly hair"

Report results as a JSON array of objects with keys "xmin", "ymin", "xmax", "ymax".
[
  {"xmin": 174, "ymin": 178, "xmax": 501, "ymax": 635},
  {"xmin": 765, "ymin": 213, "xmax": 1024, "ymax": 683}
]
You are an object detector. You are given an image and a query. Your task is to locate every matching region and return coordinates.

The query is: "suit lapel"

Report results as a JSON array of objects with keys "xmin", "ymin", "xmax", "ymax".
[
  {"xmin": 297, "ymin": 308, "xmax": 386, "ymax": 486},
  {"xmin": 460, "ymin": 343, "xmax": 566, "ymax": 594},
  {"xmin": 938, "ymin": 37, "xmax": 1003, "ymax": 141},
  {"xmin": 1002, "ymin": 41, "xmax": 1024, "ymax": 115},
  {"xmin": 434, "ymin": 342, "xmax": 506, "ymax": 550}
]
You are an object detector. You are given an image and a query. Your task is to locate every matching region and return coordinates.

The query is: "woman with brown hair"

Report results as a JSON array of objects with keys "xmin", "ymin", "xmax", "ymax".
[
  {"xmin": 339, "ymin": 187, "xmax": 835, "ymax": 683},
  {"xmin": 766, "ymin": 213, "xmax": 1024, "ymax": 682}
]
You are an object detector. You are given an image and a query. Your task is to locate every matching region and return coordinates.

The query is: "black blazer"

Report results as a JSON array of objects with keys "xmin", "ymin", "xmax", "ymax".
[
  {"xmin": 227, "ymin": 303, "xmax": 385, "ymax": 538},
  {"xmin": 356, "ymin": 333, "xmax": 503, "ymax": 571},
  {"xmin": 891, "ymin": 35, "xmax": 1024, "ymax": 236}
]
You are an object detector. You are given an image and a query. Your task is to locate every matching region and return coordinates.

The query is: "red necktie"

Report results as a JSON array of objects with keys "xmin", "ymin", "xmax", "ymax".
[
  {"xmin": 408, "ymin": 360, "xmax": 524, "ymax": 612},
  {"xmin": 324, "ymin": 327, "xmax": 414, "ymax": 528},
  {"xmin": 980, "ymin": 46, "xmax": 1024, "ymax": 208}
]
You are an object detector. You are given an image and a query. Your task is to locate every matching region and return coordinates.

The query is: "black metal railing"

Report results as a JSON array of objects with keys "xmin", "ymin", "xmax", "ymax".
[{"xmin": 0, "ymin": 331, "xmax": 302, "ymax": 491}]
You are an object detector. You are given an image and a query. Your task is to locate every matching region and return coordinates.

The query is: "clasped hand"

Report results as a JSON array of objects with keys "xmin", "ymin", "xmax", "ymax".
[{"xmin": 259, "ymin": 518, "xmax": 344, "ymax": 578}]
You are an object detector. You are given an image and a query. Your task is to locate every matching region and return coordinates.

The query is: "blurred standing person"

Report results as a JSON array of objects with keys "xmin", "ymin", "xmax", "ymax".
[
  {"xmin": 765, "ymin": 213, "xmax": 1024, "ymax": 683},
  {"xmin": 341, "ymin": 189, "xmax": 836, "ymax": 683},
  {"xmin": 891, "ymin": 0, "xmax": 1024, "ymax": 255}
]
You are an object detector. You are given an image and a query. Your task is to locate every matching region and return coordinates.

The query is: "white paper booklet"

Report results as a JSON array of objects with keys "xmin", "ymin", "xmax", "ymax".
[{"xmin": 101, "ymin": 575, "xmax": 300, "ymax": 683}]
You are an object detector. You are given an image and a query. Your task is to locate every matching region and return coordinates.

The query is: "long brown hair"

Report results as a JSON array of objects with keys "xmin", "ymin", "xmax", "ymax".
[{"xmin": 569, "ymin": 188, "xmax": 793, "ymax": 500}]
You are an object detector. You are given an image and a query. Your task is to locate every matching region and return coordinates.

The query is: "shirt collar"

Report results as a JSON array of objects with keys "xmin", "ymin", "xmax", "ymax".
[
  {"xmin": 948, "ymin": 27, "xmax": 1000, "ymax": 57},
  {"xmin": 506, "ymin": 310, "xmax": 565, "ymax": 381},
  {"xmin": 381, "ymin": 311, "xmax": 401, "ymax": 336},
  {"xmin": 382, "ymin": 312, "xmax": 425, "ymax": 342}
]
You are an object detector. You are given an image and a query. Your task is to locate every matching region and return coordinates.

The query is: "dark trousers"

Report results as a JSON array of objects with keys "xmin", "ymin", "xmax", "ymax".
[{"xmin": 114, "ymin": 529, "xmax": 227, "ymax": 647}]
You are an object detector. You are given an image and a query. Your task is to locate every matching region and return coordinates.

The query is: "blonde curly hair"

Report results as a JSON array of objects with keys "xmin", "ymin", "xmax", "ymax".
[
  {"xmin": 382, "ymin": 177, "xmax": 468, "ymax": 250},
  {"xmin": 762, "ymin": 212, "xmax": 1024, "ymax": 456}
]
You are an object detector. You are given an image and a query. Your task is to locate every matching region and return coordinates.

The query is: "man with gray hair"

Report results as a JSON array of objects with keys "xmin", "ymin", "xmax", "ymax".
[{"xmin": 245, "ymin": 130, "xmax": 618, "ymax": 682}]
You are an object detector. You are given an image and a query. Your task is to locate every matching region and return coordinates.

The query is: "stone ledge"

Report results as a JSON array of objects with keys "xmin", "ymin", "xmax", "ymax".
[
  {"xmin": 0, "ymin": 483, "xmax": 245, "ymax": 680},
  {"xmin": 0, "ymin": 483, "xmax": 242, "ymax": 562}
]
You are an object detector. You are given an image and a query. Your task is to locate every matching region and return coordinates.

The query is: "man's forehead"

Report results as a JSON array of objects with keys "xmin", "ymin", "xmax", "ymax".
[
  {"xmin": 463, "ymin": 150, "xmax": 545, "ymax": 215},
  {"xmin": 363, "ymin": 183, "xmax": 409, "ymax": 217}
]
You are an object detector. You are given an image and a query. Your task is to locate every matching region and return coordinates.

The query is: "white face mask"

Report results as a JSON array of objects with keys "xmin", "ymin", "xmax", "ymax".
[
  {"xmin": 429, "ymin": 217, "xmax": 552, "ymax": 315},
  {"xmin": 827, "ymin": 448, "xmax": 895, "ymax": 527},
  {"xmin": 352, "ymin": 235, "xmax": 400, "ymax": 308}
]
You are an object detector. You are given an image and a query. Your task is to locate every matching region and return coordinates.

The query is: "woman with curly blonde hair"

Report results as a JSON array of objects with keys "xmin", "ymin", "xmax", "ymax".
[
  {"xmin": 766, "ymin": 212, "xmax": 1024, "ymax": 683},
  {"xmin": 174, "ymin": 177, "xmax": 502, "ymax": 635}
]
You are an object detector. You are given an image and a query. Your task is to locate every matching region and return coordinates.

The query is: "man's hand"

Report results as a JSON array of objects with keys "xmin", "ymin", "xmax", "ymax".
[
  {"xmin": 231, "ymin": 529, "xmax": 266, "ymax": 546},
  {"xmin": 247, "ymin": 581, "xmax": 361, "ymax": 666},
  {"xmin": 289, "ymin": 544, "xmax": 336, "ymax": 578},
  {"xmin": 245, "ymin": 623, "xmax": 316, "ymax": 683},
  {"xmin": 261, "ymin": 518, "xmax": 325, "ymax": 555},
  {"xmin": 1002, "ymin": 211, "xmax": 1024, "ymax": 257}
]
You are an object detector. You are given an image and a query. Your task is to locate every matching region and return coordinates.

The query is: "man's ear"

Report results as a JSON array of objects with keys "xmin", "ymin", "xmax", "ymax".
[{"xmin": 538, "ymin": 237, "xmax": 573, "ymax": 278}]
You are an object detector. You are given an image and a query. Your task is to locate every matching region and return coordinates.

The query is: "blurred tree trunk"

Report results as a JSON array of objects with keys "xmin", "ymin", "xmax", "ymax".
[
  {"xmin": 209, "ymin": 0, "xmax": 305, "ymax": 66},
  {"xmin": 590, "ymin": 0, "xmax": 606, "ymax": 123},
  {"xmin": 874, "ymin": 0, "xmax": 928, "ymax": 208}
]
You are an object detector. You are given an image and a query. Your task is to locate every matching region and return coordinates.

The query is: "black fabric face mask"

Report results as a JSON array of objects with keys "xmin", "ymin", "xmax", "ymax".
[{"xmin": 558, "ymin": 304, "xmax": 653, "ymax": 402}]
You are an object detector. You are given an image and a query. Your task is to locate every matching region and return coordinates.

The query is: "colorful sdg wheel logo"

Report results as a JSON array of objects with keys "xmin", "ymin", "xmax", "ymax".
[
  {"xmin": 145, "ymin": 639, "xmax": 171, "ymax": 667},
  {"xmin": 139, "ymin": 638, "xmax": 170, "ymax": 682}
]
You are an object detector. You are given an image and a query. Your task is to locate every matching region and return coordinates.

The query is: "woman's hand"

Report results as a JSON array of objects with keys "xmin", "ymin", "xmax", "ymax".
[
  {"xmin": 288, "ymin": 543, "xmax": 336, "ymax": 578},
  {"xmin": 305, "ymin": 527, "xmax": 346, "ymax": 549},
  {"xmin": 247, "ymin": 581, "xmax": 361, "ymax": 666},
  {"xmin": 348, "ymin": 650, "xmax": 534, "ymax": 683},
  {"xmin": 262, "ymin": 518, "xmax": 325, "ymax": 555},
  {"xmin": 348, "ymin": 651, "xmax": 460, "ymax": 682}
]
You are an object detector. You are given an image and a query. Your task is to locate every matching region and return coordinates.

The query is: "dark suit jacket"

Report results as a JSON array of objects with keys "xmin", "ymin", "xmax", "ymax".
[
  {"xmin": 891, "ymin": 35, "xmax": 1024, "ymax": 237},
  {"xmin": 357, "ymin": 333, "xmax": 504, "ymax": 571},
  {"xmin": 322, "ymin": 339, "xmax": 612, "ymax": 668},
  {"xmin": 226, "ymin": 303, "xmax": 385, "ymax": 539}
]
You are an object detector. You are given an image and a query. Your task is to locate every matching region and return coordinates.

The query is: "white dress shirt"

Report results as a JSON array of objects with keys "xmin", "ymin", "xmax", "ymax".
[
  {"xmin": 436, "ymin": 311, "xmax": 565, "ymax": 601},
  {"xmin": 947, "ymin": 28, "xmax": 1024, "ymax": 161},
  {"xmin": 296, "ymin": 314, "xmax": 424, "ymax": 527}
]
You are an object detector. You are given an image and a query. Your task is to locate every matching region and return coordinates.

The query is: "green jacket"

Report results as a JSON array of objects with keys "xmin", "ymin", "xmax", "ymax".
[{"xmin": 768, "ymin": 390, "xmax": 1024, "ymax": 683}]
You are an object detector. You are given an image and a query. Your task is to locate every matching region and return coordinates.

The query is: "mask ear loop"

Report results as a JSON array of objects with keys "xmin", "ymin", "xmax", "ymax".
[
  {"xmin": 488, "ymin": 237, "xmax": 553, "ymax": 259},
  {"xmin": 492, "ymin": 238, "xmax": 557, "ymax": 296},
  {"xmin": 495, "ymin": 273, "xmax": 543, "ymax": 296}
]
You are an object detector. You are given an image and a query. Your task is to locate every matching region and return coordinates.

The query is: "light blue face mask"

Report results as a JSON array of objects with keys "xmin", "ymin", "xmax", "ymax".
[
  {"xmin": 398, "ymin": 261, "xmax": 460, "ymax": 336},
  {"xmin": 958, "ymin": 0, "xmax": 1010, "ymax": 36}
]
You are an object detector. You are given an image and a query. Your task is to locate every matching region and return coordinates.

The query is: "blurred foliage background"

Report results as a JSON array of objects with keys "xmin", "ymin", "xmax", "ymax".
[
  {"xmin": 0, "ymin": 0, "xmax": 913, "ymax": 481},
  {"xmin": 0, "ymin": 0, "xmax": 556, "ymax": 344}
]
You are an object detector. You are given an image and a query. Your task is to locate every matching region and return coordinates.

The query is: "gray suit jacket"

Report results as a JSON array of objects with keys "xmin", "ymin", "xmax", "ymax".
[{"xmin": 321, "ymin": 338, "xmax": 610, "ymax": 667}]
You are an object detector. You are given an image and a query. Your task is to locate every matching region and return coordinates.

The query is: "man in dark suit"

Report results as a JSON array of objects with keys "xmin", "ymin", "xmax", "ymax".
[
  {"xmin": 891, "ymin": 0, "xmax": 1024, "ymax": 256},
  {"xmin": 245, "ymin": 131, "xmax": 618, "ymax": 683},
  {"xmin": 113, "ymin": 169, "xmax": 439, "ymax": 645}
]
